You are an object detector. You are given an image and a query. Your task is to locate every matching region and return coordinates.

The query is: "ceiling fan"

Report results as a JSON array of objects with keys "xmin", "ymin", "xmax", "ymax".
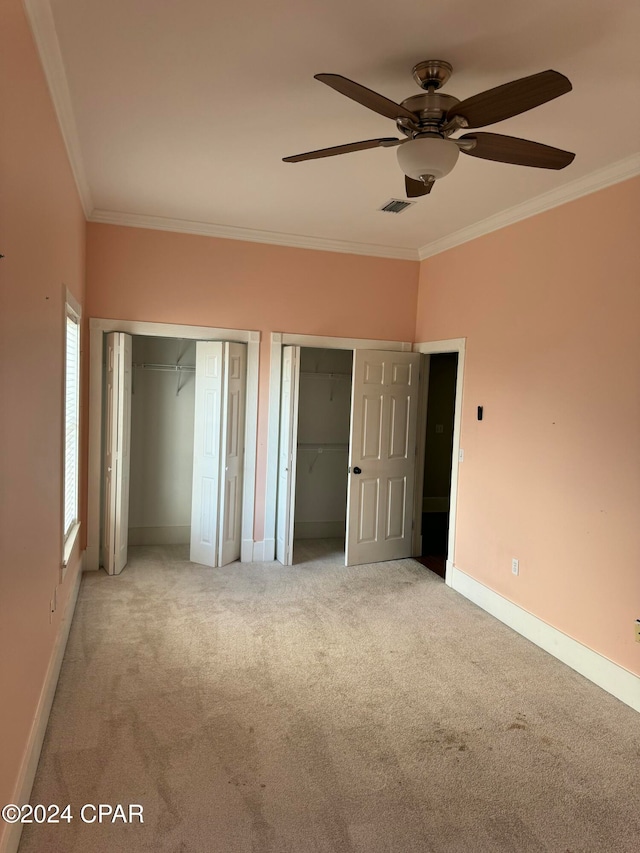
[{"xmin": 283, "ymin": 60, "xmax": 575, "ymax": 198}]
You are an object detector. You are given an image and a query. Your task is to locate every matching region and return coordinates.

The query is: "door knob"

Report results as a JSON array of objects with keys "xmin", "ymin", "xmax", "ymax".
[{"xmin": 353, "ymin": 466, "xmax": 362, "ymax": 474}]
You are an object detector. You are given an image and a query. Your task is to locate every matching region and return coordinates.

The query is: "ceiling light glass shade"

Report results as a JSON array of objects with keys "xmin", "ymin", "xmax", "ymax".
[{"xmin": 396, "ymin": 137, "xmax": 459, "ymax": 180}]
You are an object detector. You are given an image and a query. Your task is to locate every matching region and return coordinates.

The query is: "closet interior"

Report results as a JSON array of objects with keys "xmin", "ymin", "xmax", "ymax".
[
  {"xmin": 293, "ymin": 347, "xmax": 353, "ymax": 558},
  {"xmin": 128, "ymin": 335, "xmax": 196, "ymax": 546}
]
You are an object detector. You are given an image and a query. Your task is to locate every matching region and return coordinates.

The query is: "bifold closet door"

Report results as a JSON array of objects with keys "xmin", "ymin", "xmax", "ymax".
[
  {"xmin": 103, "ymin": 332, "xmax": 133, "ymax": 575},
  {"xmin": 190, "ymin": 341, "xmax": 247, "ymax": 568},
  {"xmin": 218, "ymin": 342, "xmax": 247, "ymax": 567},
  {"xmin": 190, "ymin": 342, "xmax": 224, "ymax": 567},
  {"xmin": 345, "ymin": 349, "xmax": 421, "ymax": 567},
  {"xmin": 275, "ymin": 345, "xmax": 300, "ymax": 565}
]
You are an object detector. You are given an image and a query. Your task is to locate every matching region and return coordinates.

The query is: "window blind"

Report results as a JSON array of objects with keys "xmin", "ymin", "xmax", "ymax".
[{"xmin": 64, "ymin": 312, "xmax": 80, "ymax": 537}]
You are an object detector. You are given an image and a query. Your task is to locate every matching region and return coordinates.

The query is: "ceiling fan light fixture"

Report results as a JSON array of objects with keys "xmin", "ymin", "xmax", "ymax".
[{"xmin": 396, "ymin": 137, "xmax": 459, "ymax": 181}]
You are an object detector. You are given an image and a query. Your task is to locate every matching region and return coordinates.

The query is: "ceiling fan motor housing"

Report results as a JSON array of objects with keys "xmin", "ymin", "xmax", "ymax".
[{"xmin": 398, "ymin": 92, "xmax": 461, "ymax": 137}]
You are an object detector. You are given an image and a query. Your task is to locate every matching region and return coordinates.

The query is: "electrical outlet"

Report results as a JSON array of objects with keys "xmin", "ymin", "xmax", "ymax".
[
  {"xmin": 511, "ymin": 558, "xmax": 519, "ymax": 576},
  {"xmin": 635, "ymin": 620, "xmax": 640, "ymax": 643}
]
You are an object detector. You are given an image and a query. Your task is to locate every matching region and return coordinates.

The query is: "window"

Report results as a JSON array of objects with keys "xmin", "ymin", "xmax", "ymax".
[{"xmin": 63, "ymin": 292, "xmax": 81, "ymax": 567}]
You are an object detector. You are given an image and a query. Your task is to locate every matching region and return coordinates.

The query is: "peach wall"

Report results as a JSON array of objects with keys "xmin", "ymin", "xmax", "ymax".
[
  {"xmin": 86, "ymin": 224, "xmax": 420, "ymax": 537},
  {"xmin": 416, "ymin": 177, "xmax": 640, "ymax": 675},
  {"xmin": 0, "ymin": 0, "xmax": 87, "ymax": 839}
]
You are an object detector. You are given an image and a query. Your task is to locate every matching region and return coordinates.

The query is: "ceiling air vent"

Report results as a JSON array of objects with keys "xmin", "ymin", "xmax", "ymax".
[{"xmin": 379, "ymin": 199, "xmax": 415, "ymax": 214}]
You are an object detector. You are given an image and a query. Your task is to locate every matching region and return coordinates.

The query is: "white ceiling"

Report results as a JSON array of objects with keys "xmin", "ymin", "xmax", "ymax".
[{"xmin": 29, "ymin": 0, "xmax": 640, "ymax": 258}]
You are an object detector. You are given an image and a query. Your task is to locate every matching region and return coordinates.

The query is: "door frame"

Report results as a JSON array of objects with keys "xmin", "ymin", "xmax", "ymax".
[
  {"xmin": 265, "ymin": 332, "xmax": 413, "ymax": 562},
  {"xmin": 412, "ymin": 338, "xmax": 466, "ymax": 587},
  {"xmin": 87, "ymin": 318, "xmax": 260, "ymax": 571}
]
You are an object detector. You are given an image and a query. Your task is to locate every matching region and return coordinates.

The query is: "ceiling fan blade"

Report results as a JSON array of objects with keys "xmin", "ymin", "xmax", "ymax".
[
  {"xmin": 283, "ymin": 137, "xmax": 401, "ymax": 163},
  {"xmin": 458, "ymin": 132, "xmax": 575, "ymax": 169},
  {"xmin": 447, "ymin": 70, "xmax": 572, "ymax": 129},
  {"xmin": 405, "ymin": 176, "xmax": 434, "ymax": 198},
  {"xmin": 315, "ymin": 73, "xmax": 417, "ymax": 122}
]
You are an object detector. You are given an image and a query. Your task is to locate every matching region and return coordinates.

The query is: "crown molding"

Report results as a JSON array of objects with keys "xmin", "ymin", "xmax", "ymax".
[
  {"xmin": 418, "ymin": 153, "xmax": 640, "ymax": 261},
  {"xmin": 88, "ymin": 209, "xmax": 420, "ymax": 261},
  {"xmin": 90, "ymin": 154, "xmax": 639, "ymax": 264},
  {"xmin": 23, "ymin": 0, "xmax": 93, "ymax": 217}
]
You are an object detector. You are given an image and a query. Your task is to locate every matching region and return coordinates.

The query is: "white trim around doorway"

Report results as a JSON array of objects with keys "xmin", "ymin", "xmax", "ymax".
[
  {"xmin": 263, "ymin": 332, "xmax": 413, "ymax": 562},
  {"xmin": 87, "ymin": 318, "xmax": 260, "ymax": 571},
  {"xmin": 412, "ymin": 338, "xmax": 466, "ymax": 587}
]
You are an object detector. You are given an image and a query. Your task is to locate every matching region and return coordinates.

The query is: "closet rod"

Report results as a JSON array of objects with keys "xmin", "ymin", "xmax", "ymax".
[
  {"xmin": 298, "ymin": 443, "xmax": 349, "ymax": 451},
  {"xmin": 133, "ymin": 362, "xmax": 195, "ymax": 372},
  {"xmin": 300, "ymin": 371, "xmax": 351, "ymax": 379}
]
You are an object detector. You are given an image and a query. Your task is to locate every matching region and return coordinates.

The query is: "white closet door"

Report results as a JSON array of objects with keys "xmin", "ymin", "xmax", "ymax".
[
  {"xmin": 190, "ymin": 341, "xmax": 224, "ymax": 567},
  {"xmin": 218, "ymin": 342, "xmax": 247, "ymax": 566},
  {"xmin": 345, "ymin": 350, "xmax": 421, "ymax": 567},
  {"xmin": 103, "ymin": 332, "xmax": 132, "ymax": 575},
  {"xmin": 275, "ymin": 345, "xmax": 300, "ymax": 565}
]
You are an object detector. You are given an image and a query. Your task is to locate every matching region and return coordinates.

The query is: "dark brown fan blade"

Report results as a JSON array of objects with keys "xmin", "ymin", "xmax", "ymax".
[
  {"xmin": 283, "ymin": 137, "xmax": 400, "ymax": 163},
  {"xmin": 447, "ymin": 70, "xmax": 572, "ymax": 129},
  {"xmin": 405, "ymin": 176, "xmax": 433, "ymax": 198},
  {"xmin": 459, "ymin": 132, "xmax": 575, "ymax": 169},
  {"xmin": 315, "ymin": 74, "xmax": 417, "ymax": 122}
]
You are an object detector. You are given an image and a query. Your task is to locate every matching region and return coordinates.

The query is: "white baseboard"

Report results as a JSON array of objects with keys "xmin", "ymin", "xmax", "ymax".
[
  {"xmin": 1, "ymin": 555, "xmax": 83, "ymax": 853},
  {"xmin": 451, "ymin": 566, "xmax": 640, "ymax": 714},
  {"xmin": 294, "ymin": 520, "xmax": 345, "ymax": 539},
  {"xmin": 249, "ymin": 539, "xmax": 275, "ymax": 562},
  {"xmin": 262, "ymin": 539, "xmax": 275, "ymax": 562},
  {"xmin": 251, "ymin": 540, "xmax": 265, "ymax": 562},
  {"xmin": 241, "ymin": 538, "xmax": 254, "ymax": 562},
  {"xmin": 128, "ymin": 525, "xmax": 190, "ymax": 546}
]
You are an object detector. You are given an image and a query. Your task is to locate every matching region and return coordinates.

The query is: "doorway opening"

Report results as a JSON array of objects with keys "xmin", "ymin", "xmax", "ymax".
[
  {"xmin": 292, "ymin": 347, "xmax": 353, "ymax": 564},
  {"xmin": 87, "ymin": 318, "xmax": 259, "ymax": 572},
  {"xmin": 99, "ymin": 332, "xmax": 248, "ymax": 574},
  {"xmin": 418, "ymin": 352, "xmax": 459, "ymax": 579},
  {"xmin": 275, "ymin": 339, "xmax": 421, "ymax": 568}
]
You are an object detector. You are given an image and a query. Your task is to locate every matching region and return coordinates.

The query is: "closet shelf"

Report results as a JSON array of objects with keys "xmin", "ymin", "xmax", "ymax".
[
  {"xmin": 132, "ymin": 361, "xmax": 195, "ymax": 396},
  {"xmin": 298, "ymin": 443, "xmax": 349, "ymax": 451},
  {"xmin": 300, "ymin": 371, "xmax": 351, "ymax": 379},
  {"xmin": 133, "ymin": 362, "xmax": 195, "ymax": 372}
]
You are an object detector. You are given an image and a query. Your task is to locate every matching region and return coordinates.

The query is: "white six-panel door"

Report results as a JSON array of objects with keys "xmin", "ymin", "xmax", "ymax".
[
  {"xmin": 103, "ymin": 332, "xmax": 132, "ymax": 575},
  {"xmin": 190, "ymin": 341, "xmax": 224, "ymax": 567},
  {"xmin": 218, "ymin": 342, "xmax": 247, "ymax": 567},
  {"xmin": 275, "ymin": 345, "xmax": 300, "ymax": 565},
  {"xmin": 345, "ymin": 349, "xmax": 421, "ymax": 566}
]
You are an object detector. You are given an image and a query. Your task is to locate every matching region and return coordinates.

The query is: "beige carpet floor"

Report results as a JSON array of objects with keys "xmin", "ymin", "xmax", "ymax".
[{"xmin": 19, "ymin": 543, "xmax": 640, "ymax": 853}]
